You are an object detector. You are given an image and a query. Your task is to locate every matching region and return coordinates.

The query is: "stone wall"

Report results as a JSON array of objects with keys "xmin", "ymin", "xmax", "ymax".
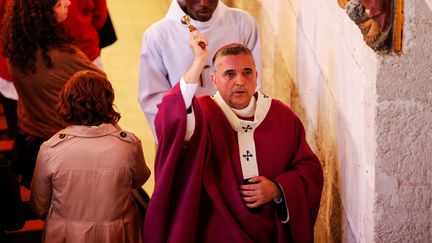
[
  {"xmin": 223, "ymin": 0, "xmax": 431, "ymax": 242},
  {"xmin": 374, "ymin": 0, "xmax": 432, "ymax": 241}
]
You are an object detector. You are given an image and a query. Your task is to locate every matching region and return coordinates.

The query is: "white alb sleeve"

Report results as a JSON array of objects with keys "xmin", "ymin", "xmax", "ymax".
[{"xmin": 180, "ymin": 78, "xmax": 198, "ymax": 141}]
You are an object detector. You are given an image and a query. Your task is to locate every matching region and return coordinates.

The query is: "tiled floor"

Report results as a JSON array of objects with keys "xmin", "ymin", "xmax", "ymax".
[{"xmin": 102, "ymin": 0, "xmax": 171, "ymax": 195}]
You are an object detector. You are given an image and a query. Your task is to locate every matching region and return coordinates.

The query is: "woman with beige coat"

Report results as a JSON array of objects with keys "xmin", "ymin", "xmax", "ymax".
[{"xmin": 30, "ymin": 70, "xmax": 150, "ymax": 243}]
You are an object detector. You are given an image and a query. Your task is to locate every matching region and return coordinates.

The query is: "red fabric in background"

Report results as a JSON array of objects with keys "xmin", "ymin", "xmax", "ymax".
[
  {"xmin": 0, "ymin": 47, "xmax": 10, "ymax": 81},
  {"xmin": 63, "ymin": 0, "xmax": 107, "ymax": 61},
  {"xmin": 0, "ymin": 0, "xmax": 11, "ymax": 81}
]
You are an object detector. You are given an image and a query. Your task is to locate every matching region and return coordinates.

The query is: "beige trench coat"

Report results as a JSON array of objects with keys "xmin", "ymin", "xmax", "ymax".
[{"xmin": 30, "ymin": 124, "xmax": 150, "ymax": 243}]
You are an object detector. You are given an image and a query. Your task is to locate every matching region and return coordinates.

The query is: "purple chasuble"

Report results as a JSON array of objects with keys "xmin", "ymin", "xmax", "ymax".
[{"xmin": 144, "ymin": 84, "xmax": 323, "ymax": 243}]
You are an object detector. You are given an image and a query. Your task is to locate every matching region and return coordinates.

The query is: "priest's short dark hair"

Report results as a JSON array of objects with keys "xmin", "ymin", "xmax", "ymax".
[{"xmin": 212, "ymin": 43, "xmax": 254, "ymax": 67}]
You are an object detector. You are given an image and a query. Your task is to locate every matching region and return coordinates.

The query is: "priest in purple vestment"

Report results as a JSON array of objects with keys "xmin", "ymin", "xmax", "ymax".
[{"xmin": 143, "ymin": 32, "xmax": 324, "ymax": 243}]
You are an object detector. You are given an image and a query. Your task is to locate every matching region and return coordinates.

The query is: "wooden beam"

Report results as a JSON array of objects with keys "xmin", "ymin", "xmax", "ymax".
[{"xmin": 393, "ymin": 0, "xmax": 404, "ymax": 54}]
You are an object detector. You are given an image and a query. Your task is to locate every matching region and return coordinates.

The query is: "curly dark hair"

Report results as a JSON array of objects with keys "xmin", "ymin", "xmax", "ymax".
[
  {"xmin": 57, "ymin": 70, "xmax": 121, "ymax": 126},
  {"xmin": 1, "ymin": 0, "xmax": 74, "ymax": 74}
]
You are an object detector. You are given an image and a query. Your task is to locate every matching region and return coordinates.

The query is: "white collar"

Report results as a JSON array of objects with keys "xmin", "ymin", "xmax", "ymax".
[
  {"xmin": 165, "ymin": 0, "xmax": 228, "ymax": 29},
  {"xmin": 212, "ymin": 91, "xmax": 271, "ymax": 132},
  {"xmin": 231, "ymin": 96, "xmax": 256, "ymax": 118},
  {"xmin": 212, "ymin": 91, "xmax": 272, "ymax": 179}
]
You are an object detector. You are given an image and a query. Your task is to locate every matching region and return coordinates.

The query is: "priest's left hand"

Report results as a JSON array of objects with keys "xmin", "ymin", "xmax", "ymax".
[{"xmin": 239, "ymin": 176, "xmax": 281, "ymax": 208}]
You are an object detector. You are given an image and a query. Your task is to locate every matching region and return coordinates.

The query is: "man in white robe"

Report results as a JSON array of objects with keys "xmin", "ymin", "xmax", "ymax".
[{"xmin": 138, "ymin": 0, "xmax": 261, "ymax": 137}]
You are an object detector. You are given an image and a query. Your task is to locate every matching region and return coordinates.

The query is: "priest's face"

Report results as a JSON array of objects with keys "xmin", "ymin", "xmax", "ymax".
[
  {"xmin": 181, "ymin": 0, "xmax": 219, "ymax": 22},
  {"xmin": 211, "ymin": 54, "xmax": 257, "ymax": 109}
]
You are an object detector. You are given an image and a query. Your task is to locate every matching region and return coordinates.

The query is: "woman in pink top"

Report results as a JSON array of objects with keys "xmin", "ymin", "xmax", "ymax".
[{"xmin": 31, "ymin": 70, "xmax": 150, "ymax": 243}]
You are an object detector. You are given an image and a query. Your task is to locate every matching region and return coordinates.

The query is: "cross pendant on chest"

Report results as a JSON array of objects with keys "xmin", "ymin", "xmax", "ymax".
[
  {"xmin": 243, "ymin": 150, "xmax": 253, "ymax": 162},
  {"xmin": 242, "ymin": 125, "xmax": 252, "ymax": 132},
  {"xmin": 199, "ymin": 65, "xmax": 210, "ymax": 87}
]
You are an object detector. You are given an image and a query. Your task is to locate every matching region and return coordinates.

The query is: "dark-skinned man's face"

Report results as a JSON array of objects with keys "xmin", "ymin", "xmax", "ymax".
[{"xmin": 182, "ymin": 0, "xmax": 219, "ymax": 22}]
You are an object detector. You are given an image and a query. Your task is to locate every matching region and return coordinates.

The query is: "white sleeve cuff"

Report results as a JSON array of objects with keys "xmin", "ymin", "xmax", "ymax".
[
  {"xmin": 275, "ymin": 182, "xmax": 290, "ymax": 223},
  {"xmin": 185, "ymin": 109, "xmax": 195, "ymax": 141},
  {"xmin": 180, "ymin": 77, "xmax": 199, "ymax": 109},
  {"xmin": 273, "ymin": 197, "xmax": 283, "ymax": 204}
]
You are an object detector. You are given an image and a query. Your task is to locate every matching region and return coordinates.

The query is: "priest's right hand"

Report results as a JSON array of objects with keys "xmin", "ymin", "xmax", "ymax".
[
  {"xmin": 189, "ymin": 30, "xmax": 208, "ymax": 59},
  {"xmin": 184, "ymin": 31, "xmax": 209, "ymax": 84}
]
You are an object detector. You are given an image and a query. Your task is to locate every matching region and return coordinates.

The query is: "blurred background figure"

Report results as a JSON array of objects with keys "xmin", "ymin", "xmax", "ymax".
[
  {"xmin": 0, "ymin": 0, "xmax": 17, "ymax": 139},
  {"xmin": 31, "ymin": 70, "xmax": 150, "ymax": 243},
  {"xmin": 98, "ymin": 9, "xmax": 117, "ymax": 49},
  {"xmin": 63, "ymin": 0, "xmax": 108, "ymax": 69},
  {"xmin": 1, "ymin": 0, "xmax": 103, "ymax": 188}
]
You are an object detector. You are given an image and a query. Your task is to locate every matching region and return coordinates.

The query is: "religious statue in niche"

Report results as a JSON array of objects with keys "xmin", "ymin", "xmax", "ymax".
[{"xmin": 338, "ymin": 0, "xmax": 393, "ymax": 52}]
